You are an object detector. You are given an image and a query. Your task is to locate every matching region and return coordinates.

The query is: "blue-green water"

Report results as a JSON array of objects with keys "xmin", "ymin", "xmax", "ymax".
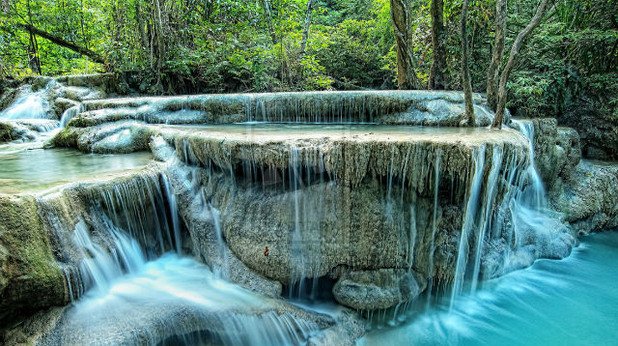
[{"xmin": 362, "ymin": 231, "xmax": 618, "ymax": 346}]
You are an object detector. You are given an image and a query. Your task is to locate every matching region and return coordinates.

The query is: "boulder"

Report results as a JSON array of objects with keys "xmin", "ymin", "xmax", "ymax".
[
  {"xmin": 0, "ymin": 195, "xmax": 66, "ymax": 325},
  {"xmin": 333, "ymin": 269, "xmax": 423, "ymax": 310},
  {"xmin": 551, "ymin": 161, "xmax": 618, "ymax": 233}
]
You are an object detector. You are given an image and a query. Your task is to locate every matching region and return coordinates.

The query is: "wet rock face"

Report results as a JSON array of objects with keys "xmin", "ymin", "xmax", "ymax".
[
  {"xmin": 525, "ymin": 118, "xmax": 581, "ymax": 189},
  {"xmin": 55, "ymin": 122, "xmax": 154, "ymax": 153},
  {"xmin": 0, "ymin": 195, "xmax": 66, "ymax": 324},
  {"xmin": 332, "ymin": 269, "xmax": 423, "ymax": 310},
  {"xmin": 551, "ymin": 161, "xmax": 618, "ymax": 233},
  {"xmin": 154, "ymin": 126, "xmax": 569, "ymax": 312}
]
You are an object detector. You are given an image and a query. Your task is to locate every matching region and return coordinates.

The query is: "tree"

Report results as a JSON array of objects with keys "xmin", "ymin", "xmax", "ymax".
[
  {"xmin": 429, "ymin": 0, "xmax": 446, "ymax": 90},
  {"xmin": 492, "ymin": 0, "xmax": 556, "ymax": 129},
  {"xmin": 18, "ymin": 24, "xmax": 106, "ymax": 65},
  {"xmin": 461, "ymin": 0, "xmax": 474, "ymax": 125},
  {"xmin": 299, "ymin": 0, "xmax": 316, "ymax": 57},
  {"xmin": 262, "ymin": 0, "xmax": 278, "ymax": 44},
  {"xmin": 486, "ymin": 0, "xmax": 507, "ymax": 110},
  {"xmin": 390, "ymin": 0, "xmax": 420, "ymax": 89}
]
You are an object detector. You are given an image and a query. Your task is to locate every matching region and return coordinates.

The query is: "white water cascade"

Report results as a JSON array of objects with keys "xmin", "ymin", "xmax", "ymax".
[
  {"xmin": 446, "ymin": 120, "xmax": 573, "ymax": 310},
  {"xmin": 0, "ymin": 84, "xmax": 53, "ymax": 120},
  {"xmin": 52, "ymin": 178, "xmax": 323, "ymax": 345}
]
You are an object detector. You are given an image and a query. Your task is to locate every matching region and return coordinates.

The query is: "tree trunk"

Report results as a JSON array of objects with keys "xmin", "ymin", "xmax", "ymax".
[
  {"xmin": 461, "ymin": 0, "xmax": 475, "ymax": 125},
  {"xmin": 486, "ymin": 0, "xmax": 507, "ymax": 110},
  {"xmin": 27, "ymin": 30, "xmax": 41, "ymax": 75},
  {"xmin": 493, "ymin": 0, "xmax": 554, "ymax": 129},
  {"xmin": 19, "ymin": 24, "xmax": 106, "ymax": 65},
  {"xmin": 152, "ymin": 0, "xmax": 166, "ymax": 87},
  {"xmin": 262, "ymin": 0, "xmax": 278, "ymax": 44},
  {"xmin": 390, "ymin": 0, "xmax": 420, "ymax": 89},
  {"xmin": 135, "ymin": 1, "xmax": 149, "ymax": 50},
  {"xmin": 299, "ymin": 0, "xmax": 315, "ymax": 57},
  {"xmin": 25, "ymin": 0, "xmax": 41, "ymax": 74},
  {"xmin": 429, "ymin": 0, "xmax": 446, "ymax": 90}
]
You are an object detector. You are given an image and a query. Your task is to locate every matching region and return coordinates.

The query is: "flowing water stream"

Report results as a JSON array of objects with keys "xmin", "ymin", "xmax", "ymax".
[
  {"xmin": 361, "ymin": 230, "xmax": 618, "ymax": 345},
  {"xmin": 0, "ymin": 86, "xmax": 614, "ymax": 345}
]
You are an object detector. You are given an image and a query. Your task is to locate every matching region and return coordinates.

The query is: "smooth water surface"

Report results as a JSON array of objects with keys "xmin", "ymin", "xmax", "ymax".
[
  {"xmin": 0, "ymin": 146, "xmax": 152, "ymax": 193},
  {"xmin": 362, "ymin": 231, "xmax": 618, "ymax": 346}
]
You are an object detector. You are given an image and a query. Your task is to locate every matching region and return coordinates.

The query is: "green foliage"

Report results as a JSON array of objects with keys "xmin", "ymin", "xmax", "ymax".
[
  {"xmin": 507, "ymin": 0, "xmax": 618, "ymax": 121},
  {"xmin": 0, "ymin": 0, "xmax": 615, "ymax": 128}
]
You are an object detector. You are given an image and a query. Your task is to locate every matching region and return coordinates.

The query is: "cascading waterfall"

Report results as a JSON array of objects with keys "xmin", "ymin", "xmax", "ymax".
[
  {"xmin": 72, "ymin": 218, "xmax": 147, "ymax": 295},
  {"xmin": 0, "ymin": 84, "xmax": 54, "ymax": 120},
  {"xmin": 97, "ymin": 174, "xmax": 183, "ymax": 257},
  {"xmin": 450, "ymin": 145, "xmax": 487, "ymax": 307},
  {"xmin": 425, "ymin": 150, "xmax": 441, "ymax": 309},
  {"xmin": 445, "ymin": 121, "xmax": 572, "ymax": 309},
  {"xmin": 59, "ymin": 103, "xmax": 84, "ymax": 128},
  {"xmin": 512, "ymin": 119, "xmax": 546, "ymax": 208},
  {"xmin": 286, "ymin": 146, "xmax": 328, "ymax": 300},
  {"xmin": 470, "ymin": 145, "xmax": 503, "ymax": 292},
  {"xmin": 52, "ymin": 170, "xmax": 322, "ymax": 345}
]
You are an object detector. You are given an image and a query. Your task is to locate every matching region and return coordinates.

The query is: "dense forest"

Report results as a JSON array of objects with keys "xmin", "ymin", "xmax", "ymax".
[{"xmin": 0, "ymin": 0, "xmax": 616, "ymax": 152}]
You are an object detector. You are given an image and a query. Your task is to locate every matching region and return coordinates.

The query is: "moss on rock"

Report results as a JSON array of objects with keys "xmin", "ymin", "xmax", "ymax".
[{"xmin": 0, "ymin": 195, "xmax": 65, "ymax": 325}]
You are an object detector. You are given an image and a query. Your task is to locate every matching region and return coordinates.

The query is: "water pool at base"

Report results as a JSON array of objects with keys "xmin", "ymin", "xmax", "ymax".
[
  {"xmin": 0, "ymin": 146, "xmax": 152, "ymax": 193},
  {"xmin": 361, "ymin": 231, "xmax": 618, "ymax": 346}
]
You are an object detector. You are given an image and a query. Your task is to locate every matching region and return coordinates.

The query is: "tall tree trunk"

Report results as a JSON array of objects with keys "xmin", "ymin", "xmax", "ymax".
[
  {"xmin": 135, "ymin": 1, "xmax": 148, "ymax": 50},
  {"xmin": 461, "ymin": 0, "xmax": 475, "ymax": 125},
  {"xmin": 493, "ymin": 0, "xmax": 554, "ymax": 129},
  {"xmin": 152, "ymin": 0, "xmax": 166, "ymax": 87},
  {"xmin": 486, "ymin": 0, "xmax": 507, "ymax": 110},
  {"xmin": 25, "ymin": 0, "xmax": 41, "ymax": 74},
  {"xmin": 429, "ymin": 0, "xmax": 446, "ymax": 90},
  {"xmin": 390, "ymin": 0, "xmax": 420, "ymax": 89},
  {"xmin": 299, "ymin": 0, "xmax": 315, "ymax": 57},
  {"xmin": 262, "ymin": 0, "xmax": 278, "ymax": 44},
  {"xmin": 27, "ymin": 30, "xmax": 41, "ymax": 74}
]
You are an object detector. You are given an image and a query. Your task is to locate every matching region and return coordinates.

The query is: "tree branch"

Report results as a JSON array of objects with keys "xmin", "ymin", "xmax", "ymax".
[{"xmin": 17, "ymin": 23, "xmax": 106, "ymax": 65}]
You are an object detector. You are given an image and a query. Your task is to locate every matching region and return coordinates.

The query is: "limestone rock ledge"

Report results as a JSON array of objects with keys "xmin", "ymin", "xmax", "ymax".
[{"xmin": 69, "ymin": 90, "xmax": 496, "ymax": 127}]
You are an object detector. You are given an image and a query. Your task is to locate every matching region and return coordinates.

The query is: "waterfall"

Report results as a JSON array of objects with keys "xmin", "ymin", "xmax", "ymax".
[
  {"xmin": 512, "ymin": 120, "xmax": 546, "ymax": 208},
  {"xmin": 97, "ymin": 174, "xmax": 183, "ymax": 257},
  {"xmin": 425, "ymin": 150, "xmax": 441, "ymax": 308},
  {"xmin": 470, "ymin": 145, "xmax": 503, "ymax": 292},
  {"xmin": 450, "ymin": 145, "xmax": 487, "ymax": 308},
  {"xmin": 72, "ymin": 218, "xmax": 147, "ymax": 295},
  {"xmin": 54, "ymin": 170, "xmax": 323, "ymax": 345},
  {"xmin": 59, "ymin": 103, "xmax": 84, "ymax": 128},
  {"xmin": 0, "ymin": 85, "xmax": 53, "ymax": 120}
]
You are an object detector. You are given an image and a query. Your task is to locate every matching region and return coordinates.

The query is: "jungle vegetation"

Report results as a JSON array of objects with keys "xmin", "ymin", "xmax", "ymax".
[{"xmin": 0, "ymin": 0, "xmax": 616, "ymax": 129}]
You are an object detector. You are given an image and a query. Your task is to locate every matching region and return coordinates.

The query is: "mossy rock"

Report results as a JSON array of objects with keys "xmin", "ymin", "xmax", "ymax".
[
  {"xmin": 0, "ymin": 195, "xmax": 65, "ymax": 326},
  {"xmin": 50, "ymin": 128, "xmax": 79, "ymax": 149},
  {"xmin": 0, "ymin": 122, "xmax": 14, "ymax": 142}
]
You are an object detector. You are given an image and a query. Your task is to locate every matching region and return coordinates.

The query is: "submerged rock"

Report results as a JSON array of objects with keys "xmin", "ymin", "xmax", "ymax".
[{"xmin": 333, "ymin": 269, "xmax": 423, "ymax": 310}]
